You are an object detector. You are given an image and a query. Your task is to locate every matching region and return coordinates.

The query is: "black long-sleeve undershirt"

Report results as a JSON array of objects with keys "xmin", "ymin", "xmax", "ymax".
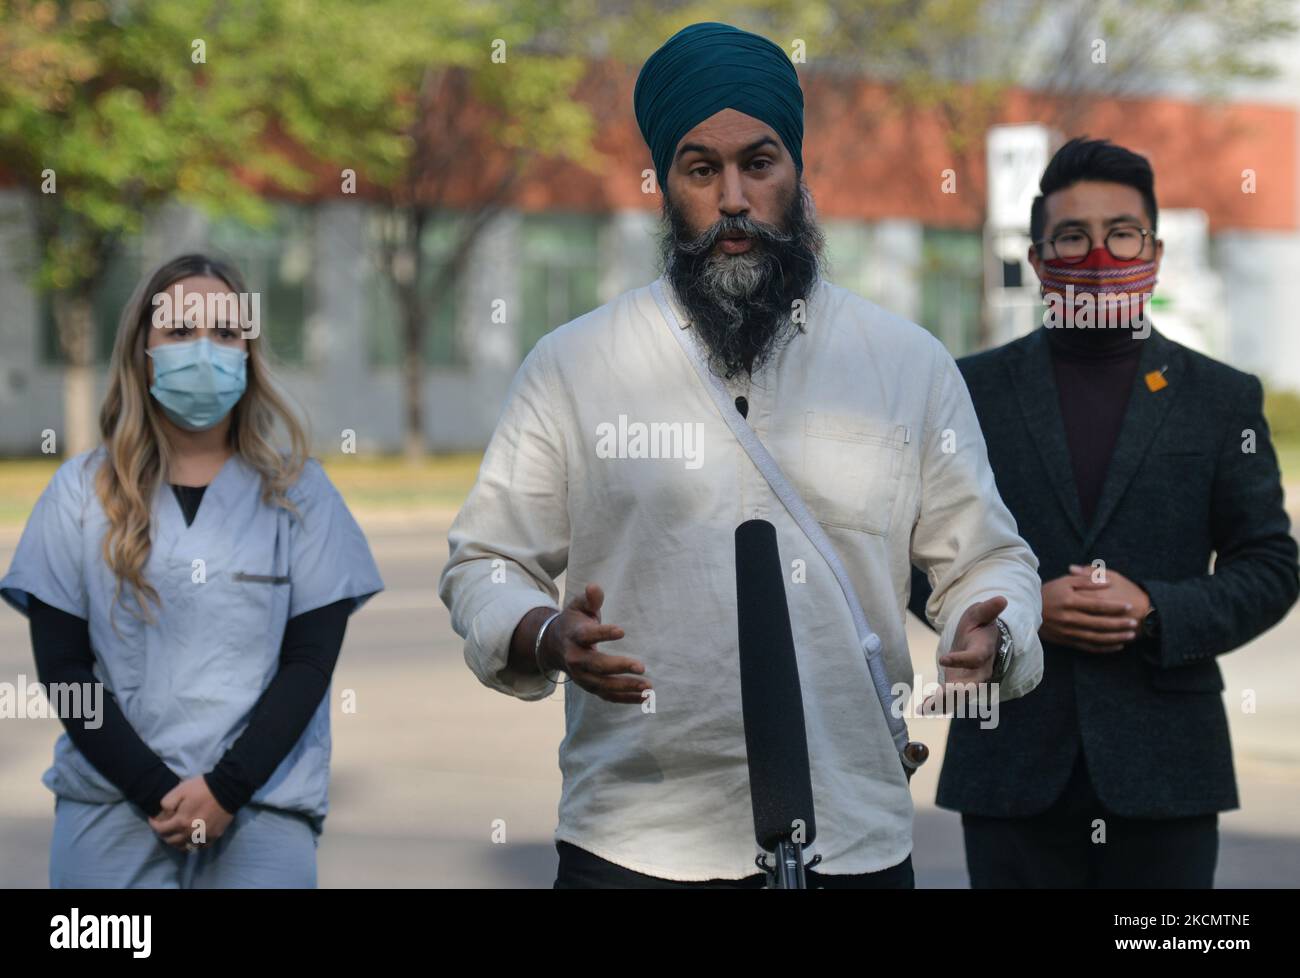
[
  {"xmin": 27, "ymin": 482, "xmax": 352, "ymax": 817},
  {"xmin": 203, "ymin": 596, "xmax": 350, "ymax": 813},
  {"xmin": 28, "ymin": 595, "xmax": 182, "ymax": 815}
]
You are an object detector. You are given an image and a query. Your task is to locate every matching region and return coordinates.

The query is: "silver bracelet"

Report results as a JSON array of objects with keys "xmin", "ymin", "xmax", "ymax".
[
  {"xmin": 533, "ymin": 610, "xmax": 569, "ymax": 684},
  {"xmin": 991, "ymin": 616, "xmax": 1013, "ymax": 684}
]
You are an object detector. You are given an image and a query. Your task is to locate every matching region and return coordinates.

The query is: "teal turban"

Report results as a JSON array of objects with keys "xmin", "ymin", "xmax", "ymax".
[{"xmin": 634, "ymin": 22, "xmax": 804, "ymax": 193}]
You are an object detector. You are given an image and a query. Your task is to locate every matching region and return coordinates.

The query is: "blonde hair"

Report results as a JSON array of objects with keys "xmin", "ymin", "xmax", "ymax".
[{"xmin": 96, "ymin": 253, "xmax": 309, "ymax": 621}]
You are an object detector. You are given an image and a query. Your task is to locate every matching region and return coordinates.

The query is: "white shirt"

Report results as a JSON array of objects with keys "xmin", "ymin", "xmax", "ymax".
[{"xmin": 438, "ymin": 274, "xmax": 1043, "ymax": 880}]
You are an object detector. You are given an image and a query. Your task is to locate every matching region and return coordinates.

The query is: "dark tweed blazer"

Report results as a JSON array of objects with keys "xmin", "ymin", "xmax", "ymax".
[{"xmin": 909, "ymin": 325, "xmax": 1299, "ymax": 818}]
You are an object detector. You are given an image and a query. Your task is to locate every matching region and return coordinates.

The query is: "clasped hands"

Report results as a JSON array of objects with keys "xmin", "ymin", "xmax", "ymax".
[{"xmin": 148, "ymin": 776, "xmax": 235, "ymax": 851}]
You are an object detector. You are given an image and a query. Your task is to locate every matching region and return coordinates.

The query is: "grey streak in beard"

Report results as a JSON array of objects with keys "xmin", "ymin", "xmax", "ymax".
[
  {"xmin": 657, "ymin": 180, "xmax": 826, "ymax": 380},
  {"xmin": 676, "ymin": 209, "xmax": 794, "ymax": 299}
]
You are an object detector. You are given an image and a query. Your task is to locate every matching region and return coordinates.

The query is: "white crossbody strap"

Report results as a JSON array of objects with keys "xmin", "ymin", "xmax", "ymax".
[{"xmin": 650, "ymin": 279, "xmax": 920, "ymax": 768}]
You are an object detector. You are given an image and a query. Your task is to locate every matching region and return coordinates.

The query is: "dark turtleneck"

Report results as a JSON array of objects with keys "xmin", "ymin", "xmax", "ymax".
[{"xmin": 1044, "ymin": 324, "xmax": 1147, "ymax": 526}]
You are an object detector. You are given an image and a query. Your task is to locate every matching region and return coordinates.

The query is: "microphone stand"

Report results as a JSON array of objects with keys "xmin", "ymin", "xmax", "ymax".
[{"xmin": 757, "ymin": 842, "xmax": 821, "ymax": 889}]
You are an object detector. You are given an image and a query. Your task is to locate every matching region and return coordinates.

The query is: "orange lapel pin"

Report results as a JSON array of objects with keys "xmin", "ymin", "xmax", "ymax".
[{"xmin": 1144, "ymin": 365, "xmax": 1169, "ymax": 392}]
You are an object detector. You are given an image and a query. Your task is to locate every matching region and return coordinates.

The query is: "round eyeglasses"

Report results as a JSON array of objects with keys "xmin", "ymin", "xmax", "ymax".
[{"xmin": 1034, "ymin": 226, "xmax": 1156, "ymax": 264}]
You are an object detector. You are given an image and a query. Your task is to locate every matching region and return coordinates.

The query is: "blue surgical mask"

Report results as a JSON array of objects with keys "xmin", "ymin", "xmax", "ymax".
[{"xmin": 147, "ymin": 338, "xmax": 248, "ymax": 431}]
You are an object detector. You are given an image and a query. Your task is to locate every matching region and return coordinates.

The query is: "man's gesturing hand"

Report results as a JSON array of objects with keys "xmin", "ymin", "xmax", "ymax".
[
  {"xmin": 940, "ymin": 594, "xmax": 1007, "ymax": 684},
  {"xmin": 922, "ymin": 595, "xmax": 1006, "ymax": 714},
  {"xmin": 539, "ymin": 584, "xmax": 650, "ymax": 705}
]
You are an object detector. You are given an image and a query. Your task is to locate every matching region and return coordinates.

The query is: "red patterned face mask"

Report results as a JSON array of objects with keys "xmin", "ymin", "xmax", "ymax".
[{"xmin": 1040, "ymin": 248, "xmax": 1157, "ymax": 329}]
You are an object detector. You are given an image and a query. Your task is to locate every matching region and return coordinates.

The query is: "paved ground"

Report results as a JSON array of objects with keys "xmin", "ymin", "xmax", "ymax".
[{"xmin": 0, "ymin": 510, "xmax": 1296, "ymax": 888}]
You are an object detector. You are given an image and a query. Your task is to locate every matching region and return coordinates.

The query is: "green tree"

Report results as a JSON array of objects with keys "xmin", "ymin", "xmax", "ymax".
[
  {"xmin": 0, "ymin": 0, "xmax": 597, "ymax": 458},
  {"xmin": 0, "ymin": 0, "xmax": 311, "ymax": 454}
]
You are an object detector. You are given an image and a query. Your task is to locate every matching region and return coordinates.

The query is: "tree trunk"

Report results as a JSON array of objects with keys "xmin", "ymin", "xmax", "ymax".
[
  {"xmin": 398, "ymin": 213, "xmax": 426, "ymax": 465},
  {"xmin": 53, "ymin": 291, "xmax": 96, "ymax": 457},
  {"xmin": 402, "ymin": 335, "xmax": 423, "ymax": 464}
]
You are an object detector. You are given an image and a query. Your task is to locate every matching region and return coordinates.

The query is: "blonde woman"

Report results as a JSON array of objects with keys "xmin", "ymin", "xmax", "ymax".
[{"xmin": 0, "ymin": 253, "xmax": 383, "ymax": 887}]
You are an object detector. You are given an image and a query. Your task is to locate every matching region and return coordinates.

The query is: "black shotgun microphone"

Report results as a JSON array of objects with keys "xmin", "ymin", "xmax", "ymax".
[{"xmin": 734, "ymin": 518, "xmax": 819, "ymax": 888}]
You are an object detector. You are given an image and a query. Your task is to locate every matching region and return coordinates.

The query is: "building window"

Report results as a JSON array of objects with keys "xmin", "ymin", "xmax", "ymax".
[
  {"xmin": 920, "ymin": 228, "xmax": 983, "ymax": 357},
  {"xmin": 207, "ymin": 203, "xmax": 314, "ymax": 364},
  {"xmin": 366, "ymin": 210, "xmax": 463, "ymax": 368},
  {"xmin": 822, "ymin": 220, "xmax": 874, "ymax": 300},
  {"xmin": 518, "ymin": 213, "xmax": 600, "ymax": 356}
]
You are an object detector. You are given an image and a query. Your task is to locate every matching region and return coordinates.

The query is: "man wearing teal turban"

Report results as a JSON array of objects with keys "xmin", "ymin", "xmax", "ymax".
[
  {"xmin": 634, "ymin": 21, "xmax": 805, "ymax": 195},
  {"xmin": 440, "ymin": 21, "xmax": 1044, "ymax": 891},
  {"xmin": 634, "ymin": 21, "xmax": 822, "ymax": 379}
]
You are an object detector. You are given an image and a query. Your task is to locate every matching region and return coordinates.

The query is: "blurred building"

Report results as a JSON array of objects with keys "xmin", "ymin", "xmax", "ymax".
[{"xmin": 0, "ymin": 65, "xmax": 1296, "ymax": 454}]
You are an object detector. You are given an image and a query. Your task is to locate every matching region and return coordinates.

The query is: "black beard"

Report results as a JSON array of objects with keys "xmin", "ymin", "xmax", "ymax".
[{"xmin": 657, "ymin": 180, "xmax": 826, "ymax": 380}]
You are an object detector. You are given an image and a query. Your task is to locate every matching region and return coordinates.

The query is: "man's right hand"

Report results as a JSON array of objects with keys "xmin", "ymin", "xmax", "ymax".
[
  {"xmin": 532, "ymin": 584, "xmax": 649, "ymax": 705},
  {"xmin": 1040, "ymin": 574, "xmax": 1139, "ymax": 653}
]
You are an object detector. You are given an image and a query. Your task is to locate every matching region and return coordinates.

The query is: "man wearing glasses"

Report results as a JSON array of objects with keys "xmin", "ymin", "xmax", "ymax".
[{"xmin": 909, "ymin": 136, "xmax": 1299, "ymax": 887}]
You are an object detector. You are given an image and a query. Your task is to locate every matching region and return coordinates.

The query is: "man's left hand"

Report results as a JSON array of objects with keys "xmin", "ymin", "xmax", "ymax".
[
  {"xmin": 922, "ymin": 596, "xmax": 1007, "ymax": 714},
  {"xmin": 1067, "ymin": 564, "xmax": 1151, "ymax": 645}
]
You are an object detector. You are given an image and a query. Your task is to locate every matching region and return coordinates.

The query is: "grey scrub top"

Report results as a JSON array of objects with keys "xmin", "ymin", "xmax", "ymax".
[{"xmin": 0, "ymin": 447, "xmax": 384, "ymax": 830}]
